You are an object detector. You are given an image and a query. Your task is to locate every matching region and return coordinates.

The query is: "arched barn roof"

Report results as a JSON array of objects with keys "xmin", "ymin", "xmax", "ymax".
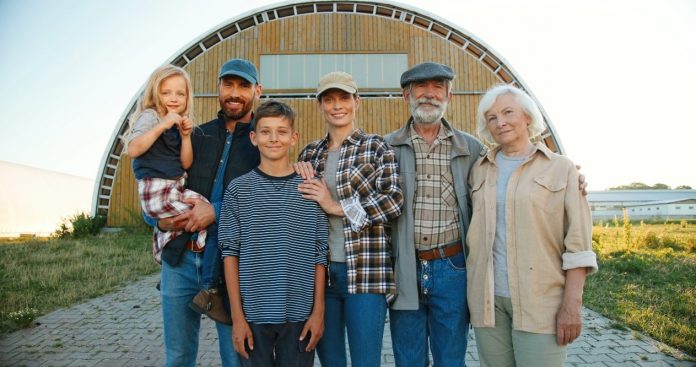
[{"xmin": 94, "ymin": 0, "xmax": 564, "ymax": 224}]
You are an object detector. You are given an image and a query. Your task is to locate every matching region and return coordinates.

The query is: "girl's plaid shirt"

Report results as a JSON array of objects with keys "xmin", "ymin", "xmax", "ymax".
[{"xmin": 299, "ymin": 129, "xmax": 404, "ymax": 298}]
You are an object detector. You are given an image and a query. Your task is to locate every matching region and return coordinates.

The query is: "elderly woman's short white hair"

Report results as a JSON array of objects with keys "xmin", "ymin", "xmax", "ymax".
[{"xmin": 476, "ymin": 84, "xmax": 546, "ymax": 146}]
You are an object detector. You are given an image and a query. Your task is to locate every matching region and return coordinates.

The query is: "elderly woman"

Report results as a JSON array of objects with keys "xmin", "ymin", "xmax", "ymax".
[{"xmin": 466, "ymin": 84, "xmax": 598, "ymax": 366}]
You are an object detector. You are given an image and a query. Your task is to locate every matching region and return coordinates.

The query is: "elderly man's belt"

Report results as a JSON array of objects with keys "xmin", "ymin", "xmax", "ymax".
[
  {"xmin": 417, "ymin": 242, "xmax": 462, "ymax": 261},
  {"xmin": 186, "ymin": 240, "xmax": 204, "ymax": 253}
]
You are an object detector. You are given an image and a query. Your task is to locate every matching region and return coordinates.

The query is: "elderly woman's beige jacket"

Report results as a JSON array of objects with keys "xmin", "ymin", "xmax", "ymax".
[{"xmin": 465, "ymin": 143, "xmax": 597, "ymax": 334}]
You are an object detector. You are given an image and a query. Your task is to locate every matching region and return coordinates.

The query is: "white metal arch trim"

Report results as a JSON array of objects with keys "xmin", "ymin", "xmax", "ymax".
[{"xmin": 93, "ymin": 0, "xmax": 564, "ymax": 218}]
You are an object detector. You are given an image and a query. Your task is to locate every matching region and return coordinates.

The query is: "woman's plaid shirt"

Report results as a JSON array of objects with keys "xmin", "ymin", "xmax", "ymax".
[{"xmin": 299, "ymin": 129, "xmax": 404, "ymax": 297}]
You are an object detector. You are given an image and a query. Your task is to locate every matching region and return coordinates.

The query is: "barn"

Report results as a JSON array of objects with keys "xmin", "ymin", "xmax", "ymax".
[{"xmin": 94, "ymin": 0, "xmax": 565, "ymax": 226}]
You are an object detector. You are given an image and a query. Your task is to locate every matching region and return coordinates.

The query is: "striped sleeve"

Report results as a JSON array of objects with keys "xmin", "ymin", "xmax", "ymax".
[{"xmin": 218, "ymin": 180, "xmax": 241, "ymax": 257}]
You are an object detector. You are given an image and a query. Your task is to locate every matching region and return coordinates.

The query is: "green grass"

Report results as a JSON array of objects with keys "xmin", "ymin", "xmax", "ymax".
[
  {"xmin": 2, "ymin": 221, "xmax": 694, "ymax": 358},
  {"xmin": 0, "ymin": 230, "xmax": 159, "ymax": 335},
  {"xmin": 585, "ymin": 223, "xmax": 696, "ymax": 357}
]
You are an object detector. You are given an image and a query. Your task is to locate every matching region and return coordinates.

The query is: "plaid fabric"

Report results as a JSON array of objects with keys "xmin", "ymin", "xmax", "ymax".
[
  {"xmin": 409, "ymin": 123, "xmax": 461, "ymax": 250},
  {"xmin": 137, "ymin": 174, "xmax": 208, "ymax": 263},
  {"xmin": 299, "ymin": 129, "xmax": 403, "ymax": 297}
]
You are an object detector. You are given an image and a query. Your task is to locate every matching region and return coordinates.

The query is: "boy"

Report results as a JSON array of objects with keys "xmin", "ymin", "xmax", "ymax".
[{"xmin": 219, "ymin": 100, "xmax": 328, "ymax": 366}]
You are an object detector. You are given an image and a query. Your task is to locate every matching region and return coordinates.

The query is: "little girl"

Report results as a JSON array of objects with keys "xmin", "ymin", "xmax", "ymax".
[
  {"xmin": 126, "ymin": 64, "xmax": 208, "ymax": 264},
  {"xmin": 127, "ymin": 65, "xmax": 231, "ymax": 325}
]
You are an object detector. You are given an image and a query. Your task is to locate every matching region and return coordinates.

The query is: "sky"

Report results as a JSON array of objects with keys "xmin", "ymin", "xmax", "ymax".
[{"xmin": 1, "ymin": 0, "xmax": 695, "ymax": 191}]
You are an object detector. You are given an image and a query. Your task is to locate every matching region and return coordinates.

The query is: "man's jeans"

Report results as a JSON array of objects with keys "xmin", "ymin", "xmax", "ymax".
[
  {"xmin": 389, "ymin": 252, "xmax": 470, "ymax": 367},
  {"xmin": 316, "ymin": 262, "xmax": 387, "ymax": 367},
  {"xmin": 200, "ymin": 229, "xmax": 222, "ymax": 289},
  {"xmin": 161, "ymin": 250, "xmax": 239, "ymax": 367}
]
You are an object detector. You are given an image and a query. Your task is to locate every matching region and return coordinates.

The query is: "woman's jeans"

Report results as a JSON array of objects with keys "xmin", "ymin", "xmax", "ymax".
[
  {"xmin": 161, "ymin": 250, "xmax": 239, "ymax": 367},
  {"xmin": 316, "ymin": 262, "xmax": 387, "ymax": 367}
]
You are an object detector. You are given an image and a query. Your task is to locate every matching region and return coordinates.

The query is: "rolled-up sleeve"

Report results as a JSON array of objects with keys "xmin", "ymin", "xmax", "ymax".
[{"xmin": 562, "ymin": 165, "xmax": 598, "ymax": 275}]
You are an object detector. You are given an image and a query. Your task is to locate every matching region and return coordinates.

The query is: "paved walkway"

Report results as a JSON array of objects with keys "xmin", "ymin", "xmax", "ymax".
[{"xmin": 1, "ymin": 274, "xmax": 693, "ymax": 367}]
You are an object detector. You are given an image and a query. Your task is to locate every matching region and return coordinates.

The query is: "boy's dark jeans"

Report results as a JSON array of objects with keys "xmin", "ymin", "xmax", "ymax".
[{"xmin": 241, "ymin": 321, "xmax": 315, "ymax": 367}]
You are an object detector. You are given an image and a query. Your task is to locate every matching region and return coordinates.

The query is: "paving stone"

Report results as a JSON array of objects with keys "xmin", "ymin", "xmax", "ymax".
[
  {"xmin": 0, "ymin": 274, "xmax": 693, "ymax": 367},
  {"xmin": 582, "ymin": 353, "xmax": 621, "ymax": 363}
]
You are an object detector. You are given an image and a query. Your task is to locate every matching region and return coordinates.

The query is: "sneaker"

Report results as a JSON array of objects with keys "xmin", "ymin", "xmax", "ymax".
[{"xmin": 189, "ymin": 289, "xmax": 232, "ymax": 325}]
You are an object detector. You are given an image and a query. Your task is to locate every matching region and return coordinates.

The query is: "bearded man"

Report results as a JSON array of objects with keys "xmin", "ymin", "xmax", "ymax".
[
  {"xmin": 154, "ymin": 58, "xmax": 262, "ymax": 367},
  {"xmin": 385, "ymin": 62, "xmax": 485, "ymax": 367}
]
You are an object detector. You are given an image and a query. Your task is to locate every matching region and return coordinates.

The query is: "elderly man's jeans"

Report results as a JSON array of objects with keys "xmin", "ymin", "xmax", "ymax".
[
  {"xmin": 161, "ymin": 250, "xmax": 239, "ymax": 367},
  {"xmin": 389, "ymin": 252, "xmax": 470, "ymax": 367},
  {"xmin": 317, "ymin": 262, "xmax": 387, "ymax": 367}
]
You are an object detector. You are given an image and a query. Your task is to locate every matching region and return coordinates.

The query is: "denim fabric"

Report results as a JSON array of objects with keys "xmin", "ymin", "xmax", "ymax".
[
  {"xmin": 389, "ymin": 252, "xmax": 470, "ymax": 367},
  {"xmin": 241, "ymin": 321, "xmax": 315, "ymax": 367},
  {"xmin": 160, "ymin": 250, "xmax": 240, "ymax": 367},
  {"xmin": 201, "ymin": 131, "xmax": 234, "ymax": 289},
  {"xmin": 317, "ymin": 262, "xmax": 387, "ymax": 367},
  {"xmin": 201, "ymin": 230, "xmax": 222, "ymax": 289}
]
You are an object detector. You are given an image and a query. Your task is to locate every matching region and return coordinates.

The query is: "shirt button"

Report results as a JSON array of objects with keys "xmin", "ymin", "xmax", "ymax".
[
  {"xmin": 426, "ymin": 174, "xmax": 431, "ymax": 179},
  {"xmin": 220, "ymin": 160, "xmax": 223, "ymax": 163},
  {"xmin": 423, "ymin": 236, "xmax": 428, "ymax": 241},
  {"xmin": 423, "ymin": 274, "xmax": 429, "ymax": 280}
]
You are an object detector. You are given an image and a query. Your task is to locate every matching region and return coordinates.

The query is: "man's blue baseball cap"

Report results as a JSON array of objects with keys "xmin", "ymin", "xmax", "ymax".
[{"xmin": 218, "ymin": 58, "xmax": 258, "ymax": 84}]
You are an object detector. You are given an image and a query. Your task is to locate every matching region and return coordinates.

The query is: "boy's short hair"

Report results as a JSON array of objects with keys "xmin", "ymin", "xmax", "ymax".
[{"xmin": 254, "ymin": 100, "xmax": 296, "ymax": 131}]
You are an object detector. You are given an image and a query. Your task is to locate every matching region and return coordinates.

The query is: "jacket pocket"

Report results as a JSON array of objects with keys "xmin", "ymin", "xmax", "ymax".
[
  {"xmin": 469, "ymin": 177, "xmax": 485, "ymax": 213},
  {"xmin": 530, "ymin": 176, "xmax": 566, "ymax": 214}
]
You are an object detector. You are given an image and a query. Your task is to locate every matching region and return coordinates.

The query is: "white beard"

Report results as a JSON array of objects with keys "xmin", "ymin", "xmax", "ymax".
[{"xmin": 409, "ymin": 96, "xmax": 447, "ymax": 124}]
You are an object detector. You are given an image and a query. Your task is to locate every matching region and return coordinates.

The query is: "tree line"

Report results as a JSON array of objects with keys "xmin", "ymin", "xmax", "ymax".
[{"xmin": 609, "ymin": 182, "xmax": 693, "ymax": 190}]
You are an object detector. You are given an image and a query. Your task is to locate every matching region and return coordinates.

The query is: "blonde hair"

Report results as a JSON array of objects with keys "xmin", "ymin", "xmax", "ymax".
[
  {"xmin": 128, "ymin": 65, "xmax": 196, "ymax": 130},
  {"xmin": 476, "ymin": 84, "xmax": 545, "ymax": 146}
]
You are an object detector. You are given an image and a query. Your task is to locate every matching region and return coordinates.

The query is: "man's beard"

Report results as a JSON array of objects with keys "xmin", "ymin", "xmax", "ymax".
[
  {"xmin": 409, "ymin": 95, "xmax": 447, "ymax": 124},
  {"xmin": 220, "ymin": 96, "xmax": 253, "ymax": 121}
]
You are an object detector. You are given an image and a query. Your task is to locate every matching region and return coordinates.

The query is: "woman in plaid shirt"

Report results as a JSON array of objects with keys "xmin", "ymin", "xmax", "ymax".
[{"xmin": 295, "ymin": 71, "xmax": 404, "ymax": 367}]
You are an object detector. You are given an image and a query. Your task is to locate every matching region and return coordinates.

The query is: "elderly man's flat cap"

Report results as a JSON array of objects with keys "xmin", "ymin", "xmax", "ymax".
[{"xmin": 400, "ymin": 62, "xmax": 455, "ymax": 88}]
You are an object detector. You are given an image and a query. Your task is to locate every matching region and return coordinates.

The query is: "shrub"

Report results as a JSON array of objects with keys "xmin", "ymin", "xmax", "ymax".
[
  {"xmin": 638, "ymin": 230, "xmax": 661, "ymax": 248},
  {"xmin": 54, "ymin": 213, "xmax": 106, "ymax": 239},
  {"xmin": 607, "ymin": 251, "xmax": 651, "ymax": 274},
  {"xmin": 622, "ymin": 208, "xmax": 633, "ymax": 248},
  {"xmin": 6, "ymin": 308, "xmax": 39, "ymax": 329}
]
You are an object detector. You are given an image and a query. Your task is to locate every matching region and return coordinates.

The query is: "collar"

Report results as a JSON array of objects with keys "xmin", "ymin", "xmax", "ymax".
[
  {"xmin": 315, "ymin": 128, "xmax": 366, "ymax": 150},
  {"xmin": 392, "ymin": 117, "xmax": 472, "ymax": 157},
  {"xmin": 408, "ymin": 119, "xmax": 453, "ymax": 144},
  {"xmin": 216, "ymin": 111, "xmax": 255, "ymax": 134},
  {"xmin": 481, "ymin": 141, "xmax": 553, "ymax": 165}
]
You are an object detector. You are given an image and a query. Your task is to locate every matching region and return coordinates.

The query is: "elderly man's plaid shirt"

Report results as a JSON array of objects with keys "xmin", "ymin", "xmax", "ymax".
[{"xmin": 299, "ymin": 129, "xmax": 403, "ymax": 297}]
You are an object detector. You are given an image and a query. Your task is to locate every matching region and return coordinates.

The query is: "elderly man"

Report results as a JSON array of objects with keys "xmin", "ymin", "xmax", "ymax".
[
  {"xmin": 385, "ymin": 62, "xmax": 484, "ymax": 366},
  {"xmin": 153, "ymin": 58, "xmax": 262, "ymax": 367}
]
